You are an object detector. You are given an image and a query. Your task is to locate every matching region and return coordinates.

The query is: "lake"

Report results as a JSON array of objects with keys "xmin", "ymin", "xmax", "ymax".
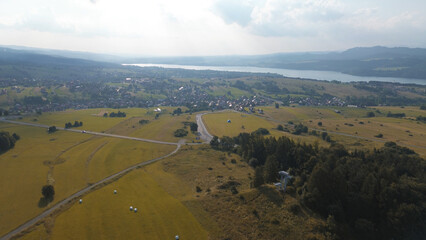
[{"xmin": 127, "ymin": 63, "xmax": 426, "ymax": 85}]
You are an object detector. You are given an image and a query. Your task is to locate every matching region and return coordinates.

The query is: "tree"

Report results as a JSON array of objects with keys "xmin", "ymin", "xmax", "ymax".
[
  {"xmin": 321, "ymin": 132, "xmax": 328, "ymax": 140},
  {"xmin": 253, "ymin": 166, "xmax": 264, "ymax": 187},
  {"xmin": 189, "ymin": 122, "xmax": 198, "ymax": 132},
  {"xmin": 173, "ymin": 108, "xmax": 182, "ymax": 115},
  {"xmin": 210, "ymin": 136, "xmax": 219, "ymax": 149},
  {"xmin": 277, "ymin": 125, "xmax": 284, "ymax": 131},
  {"xmin": 367, "ymin": 111, "xmax": 375, "ymax": 117},
  {"xmin": 12, "ymin": 133, "xmax": 20, "ymax": 141},
  {"xmin": 41, "ymin": 185, "xmax": 55, "ymax": 200},
  {"xmin": 253, "ymin": 128, "xmax": 270, "ymax": 135},
  {"xmin": 103, "ymin": 112, "xmax": 108, "ymax": 117},
  {"xmin": 318, "ymin": 121, "xmax": 323, "ymax": 126},
  {"xmin": 275, "ymin": 102, "xmax": 280, "ymax": 109},
  {"xmin": 174, "ymin": 128, "xmax": 188, "ymax": 137},
  {"xmin": 48, "ymin": 126, "xmax": 57, "ymax": 133},
  {"xmin": 264, "ymin": 155, "xmax": 279, "ymax": 183}
]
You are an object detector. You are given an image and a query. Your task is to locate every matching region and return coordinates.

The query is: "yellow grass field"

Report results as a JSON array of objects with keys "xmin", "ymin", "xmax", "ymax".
[
  {"xmin": 130, "ymin": 113, "xmax": 198, "ymax": 142},
  {"xmin": 18, "ymin": 108, "xmax": 150, "ymax": 133},
  {"xmin": 202, "ymin": 111, "xmax": 276, "ymax": 137},
  {"xmin": 0, "ymin": 124, "xmax": 90, "ymax": 236},
  {"xmin": 31, "ymin": 145, "xmax": 251, "ymax": 240},
  {"xmin": 0, "ymin": 109, "xmax": 176, "ymax": 236},
  {"xmin": 50, "ymin": 170, "xmax": 208, "ymax": 240},
  {"xmin": 52, "ymin": 138, "xmax": 174, "ymax": 204}
]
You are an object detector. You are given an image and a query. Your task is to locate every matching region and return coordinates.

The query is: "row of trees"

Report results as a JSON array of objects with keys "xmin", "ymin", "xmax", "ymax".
[
  {"xmin": 0, "ymin": 131, "xmax": 20, "ymax": 152},
  {"xmin": 64, "ymin": 121, "xmax": 83, "ymax": 128},
  {"xmin": 210, "ymin": 132, "xmax": 425, "ymax": 239},
  {"xmin": 104, "ymin": 111, "xmax": 126, "ymax": 117}
]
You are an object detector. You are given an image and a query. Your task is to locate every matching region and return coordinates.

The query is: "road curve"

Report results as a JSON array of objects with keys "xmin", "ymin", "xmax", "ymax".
[
  {"xmin": 0, "ymin": 119, "xmax": 178, "ymax": 146},
  {"xmin": 0, "ymin": 141, "xmax": 183, "ymax": 240},
  {"xmin": 195, "ymin": 113, "xmax": 214, "ymax": 143}
]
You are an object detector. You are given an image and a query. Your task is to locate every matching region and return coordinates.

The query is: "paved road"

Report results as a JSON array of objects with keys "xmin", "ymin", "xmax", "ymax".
[
  {"xmin": 195, "ymin": 113, "xmax": 214, "ymax": 143},
  {"xmin": 0, "ymin": 140, "xmax": 184, "ymax": 240},
  {"xmin": 0, "ymin": 119, "xmax": 178, "ymax": 146}
]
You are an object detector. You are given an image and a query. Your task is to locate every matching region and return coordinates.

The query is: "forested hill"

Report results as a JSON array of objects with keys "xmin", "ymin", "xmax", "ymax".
[
  {"xmin": 129, "ymin": 46, "xmax": 426, "ymax": 80},
  {"xmin": 0, "ymin": 47, "xmax": 126, "ymax": 82}
]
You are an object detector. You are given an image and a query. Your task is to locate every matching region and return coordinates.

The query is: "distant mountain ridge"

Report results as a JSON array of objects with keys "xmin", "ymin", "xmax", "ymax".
[
  {"xmin": 1, "ymin": 45, "xmax": 426, "ymax": 80},
  {"xmin": 128, "ymin": 46, "xmax": 426, "ymax": 80}
]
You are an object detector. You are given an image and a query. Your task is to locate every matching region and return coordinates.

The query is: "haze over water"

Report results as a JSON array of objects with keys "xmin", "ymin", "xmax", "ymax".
[{"xmin": 129, "ymin": 64, "xmax": 426, "ymax": 85}]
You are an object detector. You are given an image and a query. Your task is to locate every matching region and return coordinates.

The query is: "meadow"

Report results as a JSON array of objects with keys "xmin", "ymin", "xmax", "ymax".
[
  {"xmin": 0, "ymin": 108, "xmax": 190, "ymax": 236},
  {"xmin": 3, "ymin": 105, "xmax": 425, "ymax": 239}
]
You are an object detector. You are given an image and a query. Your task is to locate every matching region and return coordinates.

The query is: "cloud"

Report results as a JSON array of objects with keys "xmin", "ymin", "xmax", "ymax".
[
  {"xmin": 214, "ymin": 0, "xmax": 254, "ymax": 27},
  {"xmin": 212, "ymin": 0, "xmax": 344, "ymax": 37}
]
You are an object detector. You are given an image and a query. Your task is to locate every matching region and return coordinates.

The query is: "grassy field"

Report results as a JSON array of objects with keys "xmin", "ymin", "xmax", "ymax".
[
  {"xmin": 4, "ymin": 105, "xmax": 425, "ymax": 239},
  {"xmin": 18, "ymin": 107, "xmax": 199, "ymax": 143},
  {"xmin": 130, "ymin": 113, "xmax": 199, "ymax": 142},
  {"xmin": 262, "ymin": 105, "xmax": 426, "ymax": 156},
  {"xmin": 0, "ymin": 109, "xmax": 176, "ymax": 236},
  {"xmin": 0, "ymin": 124, "xmax": 90, "ymax": 236},
  {"xmin": 202, "ymin": 111, "xmax": 276, "ymax": 137},
  {"xmin": 34, "ymin": 145, "xmax": 330, "ymax": 240},
  {"xmin": 50, "ymin": 169, "xmax": 208, "ymax": 240}
]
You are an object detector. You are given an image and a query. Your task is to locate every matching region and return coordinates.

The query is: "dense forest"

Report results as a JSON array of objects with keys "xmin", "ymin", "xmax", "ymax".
[{"xmin": 211, "ymin": 133, "xmax": 425, "ymax": 239}]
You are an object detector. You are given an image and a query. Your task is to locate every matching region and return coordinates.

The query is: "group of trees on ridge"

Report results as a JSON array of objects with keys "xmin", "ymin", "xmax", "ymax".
[{"xmin": 210, "ymin": 132, "xmax": 425, "ymax": 239}]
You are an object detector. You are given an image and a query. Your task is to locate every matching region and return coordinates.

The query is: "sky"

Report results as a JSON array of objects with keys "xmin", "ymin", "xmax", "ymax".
[{"xmin": 0, "ymin": 0, "xmax": 425, "ymax": 56}]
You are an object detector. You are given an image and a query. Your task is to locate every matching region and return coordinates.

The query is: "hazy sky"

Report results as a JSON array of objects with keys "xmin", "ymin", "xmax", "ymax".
[{"xmin": 0, "ymin": 0, "xmax": 425, "ymax": 56}]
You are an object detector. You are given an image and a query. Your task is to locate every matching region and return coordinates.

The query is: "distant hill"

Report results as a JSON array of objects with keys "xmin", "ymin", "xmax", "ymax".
[
  {"xmin": 128, "ymin": 46, "xmax": 426, "ymax": 80},
  {"xmin": 1, "ymin": 45, "xmax": 426, "ymax": 80},
  {"xmin": 0, "ymin": 47, "xmax": 133, "ymax": 82}
]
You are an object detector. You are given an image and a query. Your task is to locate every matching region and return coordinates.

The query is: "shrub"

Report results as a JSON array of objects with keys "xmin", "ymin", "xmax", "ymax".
[
  {"xmin": 253, "ymin": 128, "xmax": 270, "ymax": 135},
  {"xmin": 367, "ymin": 111, "xmax": 375, "ymax": 117},
  {"xmin": 174, "ymin": 128, "xmax": 188, "ymax": 137}
]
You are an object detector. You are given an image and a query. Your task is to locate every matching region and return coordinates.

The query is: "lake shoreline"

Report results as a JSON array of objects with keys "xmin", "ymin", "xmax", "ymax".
[{"xmin": 125, "ymin": 63, "xmax": 426, "ymax": 85}]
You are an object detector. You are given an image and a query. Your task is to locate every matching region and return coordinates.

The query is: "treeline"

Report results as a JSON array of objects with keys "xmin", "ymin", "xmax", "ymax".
[
  {"xmin": 387, "ymin": 112, "xmax": 406, "ymax": 118},
  {"xmin": 210, "ymin": 133, "xmax": 425, "ymax": 239},
  {"xmin": 0, "ymin": 131, "xmax": 20, "ymax": 153},
  {"xmin": 104, "ymin": 111, "xmax": 126, "ymax": 117},
  {"xmin": 65, "ymin": 121, "xmax": 83, "ymax": 128}
]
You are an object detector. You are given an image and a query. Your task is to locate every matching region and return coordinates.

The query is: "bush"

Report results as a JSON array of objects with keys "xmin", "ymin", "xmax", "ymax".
[
  {"xmin": 48, "ymin": 126, "xmax": 57, "ymax": 133},
  {"xmin": 196, "ymin": 186, "xmax": 202, "ymax": 193},
  {"xmin": 318, "ymin": 122, "xmax": 322, "ymax": 126},
  {"xmin": 174, "ymin": 128, "xmax": 188, "ymax": 137},
  {"xmin": 139, "ymin": 119, "xmax": 149, "ymax": 125},
  {"xmin": 367, "ymin": 111, "xmax": 375, "ymax": 117},
  {"xmin": 375, "ymin": 133, "xmax": 383, "ymax": 138},
  {"xmin": 277, "ymin": 124, "xmax": 284, "ymax": 131},
  {"xmin": 253, "ymin": 128, "xmax": 270, "ymax": 135}
]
